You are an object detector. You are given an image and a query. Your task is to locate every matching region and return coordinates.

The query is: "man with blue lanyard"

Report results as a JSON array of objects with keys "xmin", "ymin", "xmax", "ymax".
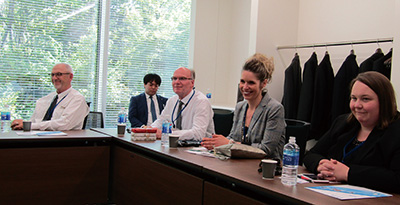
[
  {"xmin": 11, "ymin": 63, "xmax": 89, "ymax": 131},
  {"xmin": 151, "ymin": 67, "xmax": 214, "ymax": 141}
]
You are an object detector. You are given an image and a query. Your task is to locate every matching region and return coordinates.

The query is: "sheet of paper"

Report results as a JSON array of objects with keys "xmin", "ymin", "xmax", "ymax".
[
  {"xmin": 15, "ymin": 131, "xmax": 67, "ymax": 136},
  {"xmin": 296, "ymin": 178, "xmax": 310, "ymax": 184},
  {"xmin": 36, "ymin": 131, "xmax": 67, "ymax": 136},
  {"xmin": 15, "ymin": 131, "xmax": 37, "ymax": 136},
  {"xmin": 306, "ymin": 184, "xmax": 392, "ymax": 200},
  {"xmin": 186, "ymin": 147, "xmax": 217, "ymax": 158}
]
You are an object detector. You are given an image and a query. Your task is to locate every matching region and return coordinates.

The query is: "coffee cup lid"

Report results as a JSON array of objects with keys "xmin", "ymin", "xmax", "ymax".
[{"xmin": 261, "ymin": 159, "xmax": 277, "ymax": 163}]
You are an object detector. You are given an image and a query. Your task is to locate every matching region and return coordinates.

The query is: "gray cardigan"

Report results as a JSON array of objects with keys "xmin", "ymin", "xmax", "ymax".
[{"xmin": 228, "ymin": 92, "xmax": 286, "ymax": 161}]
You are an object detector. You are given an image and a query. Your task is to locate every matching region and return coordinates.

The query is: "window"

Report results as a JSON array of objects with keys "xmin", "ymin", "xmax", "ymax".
[
  {"xmin": 0, "ymin": 0, "xmax": 99, "ymax": 120},
  {"xmin": 104, "ymin": 0, "xmax": 191, "ymax": 127},
  {"xmin": 0, "ymin": 0, "xmax": 191, "ymax": 128}
]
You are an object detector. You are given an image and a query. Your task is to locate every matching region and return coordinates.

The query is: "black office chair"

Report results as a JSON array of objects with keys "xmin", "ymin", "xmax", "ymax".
[
  {"xmin": 213, "ymin": 108, "xmax": 234, "ymax": 137},
  {"xmin": 83, "ymin": 111, "xmax": 105, "ymax": 129},
  {"xmin": 285, "ymin": 119, "xmax": 311, "ymax": 165},
  {"xmin": 82, "ymin": 102, "xmax": 92, "ymax": 129}
]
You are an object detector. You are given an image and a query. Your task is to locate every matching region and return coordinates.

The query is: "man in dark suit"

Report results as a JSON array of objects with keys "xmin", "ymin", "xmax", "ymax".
[{"xmin": 129, "ymin": 74, "xmax": 168, "ymax": 128}]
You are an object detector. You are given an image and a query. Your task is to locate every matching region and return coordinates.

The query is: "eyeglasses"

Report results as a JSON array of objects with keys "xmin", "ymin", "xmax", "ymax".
[
  {"xmin": 50, "ymin": 72, "xmax": 71, "ymax": 77},
  {"xmin": 171, "ymin": 77, "xmax": 192, "ymax": 81}
]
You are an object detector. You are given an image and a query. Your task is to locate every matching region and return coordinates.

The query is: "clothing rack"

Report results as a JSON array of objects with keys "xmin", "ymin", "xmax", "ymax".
[{"xmin": 276, "ymin": 38, "xmax": 393, "ymax": 50}]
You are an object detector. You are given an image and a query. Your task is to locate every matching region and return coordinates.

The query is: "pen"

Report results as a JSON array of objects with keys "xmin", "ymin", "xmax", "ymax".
[{"xmin": 297, "ymin": 175, "xmax": 312, "ymax": 182}]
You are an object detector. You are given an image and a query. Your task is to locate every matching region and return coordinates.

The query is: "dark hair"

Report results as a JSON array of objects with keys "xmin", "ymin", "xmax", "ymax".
[
  {"xmin": 143, "ymin": 73, "xmax": 162, "ymax": 85},
  {"xmin": 347, "ymin": 71, "xmax": 398, "ymax": 129},
  {"xmin": 242, "ymin": 53, "xmax": 274, "ymax": 82}
]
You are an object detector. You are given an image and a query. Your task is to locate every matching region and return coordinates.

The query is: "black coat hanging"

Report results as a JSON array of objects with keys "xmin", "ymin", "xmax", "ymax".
[
  {"xmin": 359, "ymin": 49, "xmax": 384, "ymax": 73},
  {"xmin": 297, "ymin": 52, "xmax": 318, "ymax": 123},
  {"xmin": 331, "ymin": 52, "xmax": 359, "ymax": 122},
  {"xmin": 373, "ymin": 49, "xmax": 392, "ymax": 80},
  {"xmin": 282, "ymin": 53, "xmax": 302, "ymax": 119},
  {"xmin": 310, "ymin": 52, "xmax": 334, "ymax": 140}
]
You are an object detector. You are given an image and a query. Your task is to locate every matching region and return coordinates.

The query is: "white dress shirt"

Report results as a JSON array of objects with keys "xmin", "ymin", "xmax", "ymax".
[
  {"xmin": 31, "ymin": 87, "xmax": 89, "ymax": 130},
  {"xmin": 152, "ymin": 89, "xmax": 214, "ymax": 141},
  {"xmin": 145, "ymin": 93, "xmax": 160, "ymax": 126}
]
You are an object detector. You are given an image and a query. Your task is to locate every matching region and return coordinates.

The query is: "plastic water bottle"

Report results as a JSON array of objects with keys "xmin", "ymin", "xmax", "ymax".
[
  {"xmin": 206, "ymin": 88, "xmax": 212, "ymax": 100},
  {"xmin": 161, "ymin": 116, "xmax": 172, "ymax": 146},
  {"xmin": 117, "ymin": 108, "xmax": 127, "ymax": 124},
  {"xmin": 281, "ymin": 136, "xmax": 300, "ymax": 186},
  {"xmin": 1, "ymin": 105, "xmax": 11, "ymax": 133}
]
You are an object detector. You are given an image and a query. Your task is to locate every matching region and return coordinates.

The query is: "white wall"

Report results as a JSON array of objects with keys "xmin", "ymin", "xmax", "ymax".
[
  {"xmin": 392, "ymin": 0, "xmax": 400, "ymax": 104},
  {"xmin": 191, "ymin": 0, "xmax": 399, "ymax": 108},
  {"xmin": 191, "ymin": 0, "xmax": 300, "ymax": 107},
  {"xmin": 294, "ymin": 0, "xmax": 395, "ymax": 73},
  {"xmin": 255, "ymin": 0, "xmax": 299, "ymax": 101},
  {"xmin": 191, "ymin": 0, "xmax": 254, "ymax": 108}
]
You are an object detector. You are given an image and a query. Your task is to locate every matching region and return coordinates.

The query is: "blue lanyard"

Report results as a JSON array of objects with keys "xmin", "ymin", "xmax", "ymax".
[
  {"xmin": 171, "ymin": 90, "xmax": 195, "ymax": 127},
  {"xmin": 342, "ymin": 134, "xmax": 365, "ymax": 163},
  {"xmin": 241, "ymin": 104, "xmax": 249, "ymax": 143},
  {"xmin": 47, "ymin": 94, "xmax": 68, "ymax": 118}
]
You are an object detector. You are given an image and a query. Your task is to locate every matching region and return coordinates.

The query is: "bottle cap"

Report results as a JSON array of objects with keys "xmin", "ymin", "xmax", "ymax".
[{"xmin": 289, "ymin": 136, "xmax": 296, "ymax": 143}]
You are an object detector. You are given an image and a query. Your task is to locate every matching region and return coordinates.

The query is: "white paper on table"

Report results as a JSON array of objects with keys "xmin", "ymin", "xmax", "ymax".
[
  {"xmin": 186, "ymin": 147, "xmax": 216, "ymax": 158},
  {"xmin": 15, "ymin": 131, "xmax": 67, "ymax": 136},
  {"xmin": 15, "ymin": 131, "xmax": 37, "ymax": 136},
  {"xmin": 306, "ymin": 184, "xmax": 392, "ymax": 200},
  {"xmin": 296, "ymin": 178, "xmax": 310, "ymax": 184}
]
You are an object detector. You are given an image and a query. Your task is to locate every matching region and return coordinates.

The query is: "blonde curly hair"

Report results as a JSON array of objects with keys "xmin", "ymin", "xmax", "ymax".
[{"xmin": 242, "ymin": 53, "xmax": 274, "ymax": 83}]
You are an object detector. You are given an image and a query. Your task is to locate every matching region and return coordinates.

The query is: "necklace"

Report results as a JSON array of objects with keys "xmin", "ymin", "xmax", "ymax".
[
  {"xmin": 342, "ymin": 135, "xmax": 366, "ymax": 163},
  {"xmin": 352, "ymin": 138, "xmax": 364, "ymax": 146}
]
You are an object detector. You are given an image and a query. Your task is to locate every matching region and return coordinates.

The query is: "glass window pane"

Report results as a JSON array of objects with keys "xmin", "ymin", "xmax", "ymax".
[
  {"xmin": 0, "ymin": 0, "xmax": 99, "ymax": 120},
  {"xmin": 0, "ymin": 0, "xmax": 191, "ymax": 128},
  {"xmin": 105, "ymin": 0, "xmax": 191, "ymax": 127}
]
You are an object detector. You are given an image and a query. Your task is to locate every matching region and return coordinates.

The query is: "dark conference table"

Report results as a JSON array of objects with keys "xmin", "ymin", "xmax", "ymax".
[
  {"xmin": 1, "ymin": 129, "xmax": 399, "ymax": 204},
  {"xmin": 0, "ymin": 129, "xmax": 111, "ymax": 204},
  {"xmin": 93, "ymin": 128, "xmax": 400, "ymax": 204}
]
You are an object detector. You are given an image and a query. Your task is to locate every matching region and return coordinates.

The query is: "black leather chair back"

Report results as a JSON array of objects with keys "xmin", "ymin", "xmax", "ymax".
[
  {"xmin": 213, "ymin": 108, "xmax": 234, "ymax": 137},
  {"xmin": 83, "ymin": 111, "xmax": 104, "ymax": 129},
  {"xmin": 285, "ymin": 119, "xmax": 311, "ymax": 165}
]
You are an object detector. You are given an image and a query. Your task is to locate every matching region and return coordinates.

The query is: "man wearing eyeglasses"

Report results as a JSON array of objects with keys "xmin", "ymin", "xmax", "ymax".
[
  {"xmin": 11, "ymin": 63, "xmax": 89, "ymax": 130},
  {"xmin": 151, "ymin": 67, "xmax": 214, "ymax": 141},
  {"xmin": 128, "ymin": 73, "xmax": 168, "ymax": 127}
]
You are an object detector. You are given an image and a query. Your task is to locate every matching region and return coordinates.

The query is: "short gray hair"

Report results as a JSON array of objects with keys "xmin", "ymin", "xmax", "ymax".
[{"xmin": 189, "ymin": 69, "xmax": 196, "ymax": 80}]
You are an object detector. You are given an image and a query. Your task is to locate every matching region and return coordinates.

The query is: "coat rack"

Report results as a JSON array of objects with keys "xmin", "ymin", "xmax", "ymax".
[{"xmin": 276, "ymin": 38, "xmax": 393, "ymax": 50}]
